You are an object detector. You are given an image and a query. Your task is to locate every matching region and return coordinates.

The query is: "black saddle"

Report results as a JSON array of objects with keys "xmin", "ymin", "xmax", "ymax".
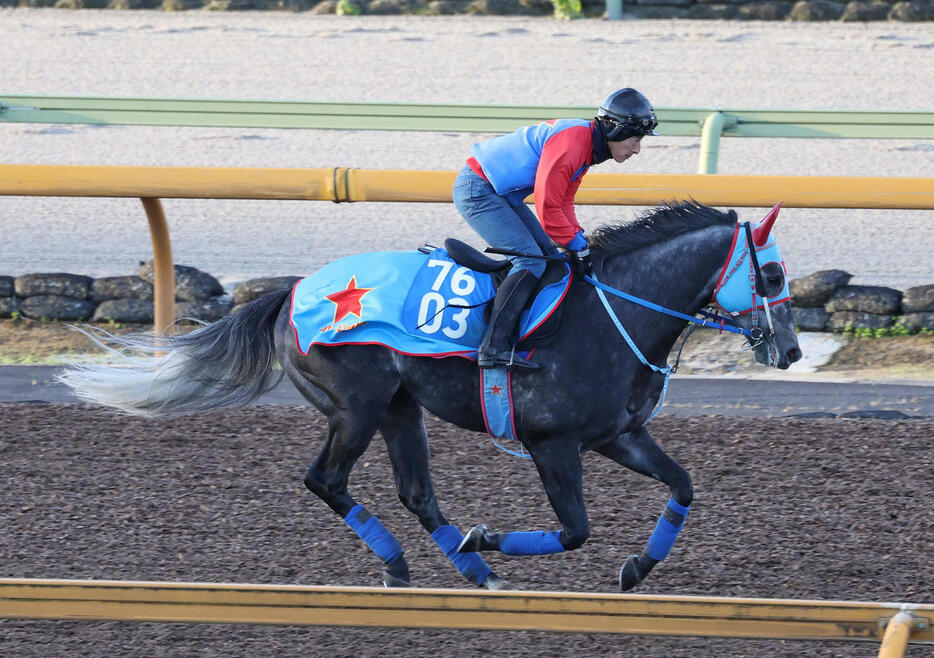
[{"xmin": 443, "ymin": 238, "xmax": 511, "ymax": 274}]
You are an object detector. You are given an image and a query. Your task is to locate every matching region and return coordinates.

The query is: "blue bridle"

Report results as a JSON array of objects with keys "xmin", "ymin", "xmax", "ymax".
[
  {"xmin": 586, "ymin": 220, "xmax": 789, "ymax": 422},
  {"xmin": 588, "ymin": 220, "xmax": 790, "ymax": 341}
]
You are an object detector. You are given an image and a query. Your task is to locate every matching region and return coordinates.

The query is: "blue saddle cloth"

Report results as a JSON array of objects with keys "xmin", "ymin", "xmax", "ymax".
[{"xmin": 290, "ymin": 247, "xmax": 570, "ymax": 358}]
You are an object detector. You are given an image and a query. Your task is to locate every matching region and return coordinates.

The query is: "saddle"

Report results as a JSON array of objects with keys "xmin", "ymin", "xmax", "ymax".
[
  {"xmin": 441, "ymin": 239, "xmax": 569, "ymax": 347},
  {"xmin": 442, "ymin": 238, "xmax": 511, "ymax": 276}
]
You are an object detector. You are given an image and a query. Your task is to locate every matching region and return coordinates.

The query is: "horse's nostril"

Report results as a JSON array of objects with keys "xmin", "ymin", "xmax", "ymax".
[{"xmin": 787, "ymin": 348, "xmax": 802, "ymax": 363}]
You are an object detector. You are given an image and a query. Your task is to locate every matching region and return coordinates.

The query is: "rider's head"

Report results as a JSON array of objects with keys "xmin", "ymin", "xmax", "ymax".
[{"xmin": 596, "ymin": 88, "xmax": 658, "ymax": 142}]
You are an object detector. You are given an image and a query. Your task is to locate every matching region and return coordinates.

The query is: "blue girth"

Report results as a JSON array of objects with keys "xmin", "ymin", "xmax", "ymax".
[{"xmin": 480, "ymin": 367, "xmax": 529, "ymax": 459}]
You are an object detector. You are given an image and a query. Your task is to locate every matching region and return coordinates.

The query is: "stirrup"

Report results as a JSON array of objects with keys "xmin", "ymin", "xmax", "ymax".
[{"xmin": 478, "ymin": 347, "xmax": 539, "ymax": 371}]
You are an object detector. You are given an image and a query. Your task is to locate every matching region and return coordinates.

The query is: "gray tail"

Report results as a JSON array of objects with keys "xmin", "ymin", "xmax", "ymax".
[{"xmin": 56, "ymin": 288, "xmax": 292, "ymax": 418}]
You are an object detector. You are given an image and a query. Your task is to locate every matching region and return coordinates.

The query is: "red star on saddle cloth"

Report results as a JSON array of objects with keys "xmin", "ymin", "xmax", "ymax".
[
  {"xmin": 489, "ymin": 384, "xmax": 503, "ymax": 396},
  {"xmin": 325, "ymin": 276, "xmax": 373, "ymax": 323}
]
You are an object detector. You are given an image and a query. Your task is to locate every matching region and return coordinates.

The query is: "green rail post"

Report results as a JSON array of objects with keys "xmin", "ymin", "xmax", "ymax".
[
  {"xmin": 698, "ymin": 112, "xmax": 738, "ymax": 174},
  {"xmin": 606, "ymin": 0, "xmax": 623, "ymax": 19}
]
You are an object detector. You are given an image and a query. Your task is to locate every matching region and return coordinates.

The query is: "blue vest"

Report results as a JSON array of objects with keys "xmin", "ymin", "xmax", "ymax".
[{"xmin": 471, "ymin": 119, "xmax": 592, "ymax": 197}]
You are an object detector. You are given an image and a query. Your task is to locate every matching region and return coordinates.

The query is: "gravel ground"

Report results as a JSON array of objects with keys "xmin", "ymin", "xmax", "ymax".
[
  {"xmin": 1, "ymin": 11, "xmax": 933, "ymax": 289},
  {"xmin": 1, "ymin": 403, "xmax": 932, "ymax": 656}
]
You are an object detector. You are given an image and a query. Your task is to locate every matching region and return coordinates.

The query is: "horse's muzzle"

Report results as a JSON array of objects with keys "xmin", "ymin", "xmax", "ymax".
[
  {"xmin": 777, "ymin": 346, "xmax": 803, "ymax": 370},
  {"xmin": 754, "ymin": 340, "xmax": 802, "ymax": 370}
]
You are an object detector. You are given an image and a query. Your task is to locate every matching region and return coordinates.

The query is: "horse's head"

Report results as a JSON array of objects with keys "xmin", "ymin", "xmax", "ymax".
[{"xmin": 712, "ymin": 203, "xmax": 802, "ymax": 370}]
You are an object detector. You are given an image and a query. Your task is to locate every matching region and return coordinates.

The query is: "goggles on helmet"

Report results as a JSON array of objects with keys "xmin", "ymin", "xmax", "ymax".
[{"xmin": 601, "ymin": 113, "xmax": 659, "ymax": 141}]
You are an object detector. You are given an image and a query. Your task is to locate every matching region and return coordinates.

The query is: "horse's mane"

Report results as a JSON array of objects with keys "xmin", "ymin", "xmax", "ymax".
[{"xmin": 588, "ymin": 201, "xmax": 737, "ymax": 257}]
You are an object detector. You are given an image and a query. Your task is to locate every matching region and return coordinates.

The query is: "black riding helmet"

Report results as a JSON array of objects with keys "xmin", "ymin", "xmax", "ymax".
[{"xmin": 596, "ymin": 88, "xmax": 658, "ymax": 142}]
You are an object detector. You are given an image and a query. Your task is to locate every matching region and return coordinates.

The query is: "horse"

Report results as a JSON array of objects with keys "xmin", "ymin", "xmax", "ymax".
[{"xmin": 59, "ymin": 201, "xmax": 802, "ymax": 592}]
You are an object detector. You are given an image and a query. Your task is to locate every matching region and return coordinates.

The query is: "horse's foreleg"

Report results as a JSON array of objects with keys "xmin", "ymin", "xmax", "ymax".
[
  {"xmin": 380, "ymin": 389, "xmax": 505, "ymax": 590},
  {"xmin": 458, "ymin": 438, "xmax": 589, "ymax": 557},
  {"xmin": 596, "ymin": 426, "xmax": 693, "ymax": 591}
]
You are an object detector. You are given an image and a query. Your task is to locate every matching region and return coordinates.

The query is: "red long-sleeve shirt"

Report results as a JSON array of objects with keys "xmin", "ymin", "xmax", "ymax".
[{"xmin": 467, "ymin": 119, "xmax": 596, "ymax": 246}]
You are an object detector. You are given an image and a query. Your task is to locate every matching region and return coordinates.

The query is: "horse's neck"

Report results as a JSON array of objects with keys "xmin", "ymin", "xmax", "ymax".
[{"xmin": 597, "ymin": 224, "xmax": 736, "ymax": 350}]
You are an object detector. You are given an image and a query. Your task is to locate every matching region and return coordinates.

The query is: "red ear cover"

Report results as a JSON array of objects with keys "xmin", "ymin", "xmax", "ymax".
[{"xmin": 753, "ymin": 202, "xmax": 783, "ymax": 247}]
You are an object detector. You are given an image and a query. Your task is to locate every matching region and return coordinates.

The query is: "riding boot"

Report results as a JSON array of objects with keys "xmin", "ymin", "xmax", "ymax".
[{"xmin": 478, "ymin": 269, "xmax": 540, "ymax": 371}]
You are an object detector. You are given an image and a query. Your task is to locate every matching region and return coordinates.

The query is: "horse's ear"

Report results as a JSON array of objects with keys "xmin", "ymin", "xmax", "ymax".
[
  {"xmin": 727, "ymin": 209, "xmax": 738, "ymax": 222},
  {"xmin": 753, "ymin": 202, "xmax": 782, "ymax": 247}
]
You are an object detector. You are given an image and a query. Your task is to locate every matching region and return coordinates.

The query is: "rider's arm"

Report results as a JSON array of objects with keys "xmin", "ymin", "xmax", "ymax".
[
  {"xmin": 533, "ymin": 126, "xmax": 591, "ymax": 246},
  {"xmin": 561, "ymin": 176, "xmax": 584, "ymax": 234}
]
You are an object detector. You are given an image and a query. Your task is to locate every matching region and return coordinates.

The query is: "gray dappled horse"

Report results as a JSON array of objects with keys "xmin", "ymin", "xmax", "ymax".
[{"xmin": 59, "ymin": 201, "xmax": 801, "ymax": 592}]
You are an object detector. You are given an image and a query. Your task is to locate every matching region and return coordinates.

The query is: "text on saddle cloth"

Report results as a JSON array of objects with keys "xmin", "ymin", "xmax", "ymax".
[{"xmin": 289, "ymin": 247, "xmax": 571, "ymax": 358}]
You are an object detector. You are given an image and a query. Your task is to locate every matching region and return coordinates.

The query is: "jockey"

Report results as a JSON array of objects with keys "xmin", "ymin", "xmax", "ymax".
[{"xmin": 453, "ymin": 88, "xmax": 658, "ymax": 371}]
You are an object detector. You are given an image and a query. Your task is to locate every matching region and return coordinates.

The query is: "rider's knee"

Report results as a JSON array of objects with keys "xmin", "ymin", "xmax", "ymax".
[{"xmin": 510, "ymin": 259, "xmax": 545, "ymax": 279}]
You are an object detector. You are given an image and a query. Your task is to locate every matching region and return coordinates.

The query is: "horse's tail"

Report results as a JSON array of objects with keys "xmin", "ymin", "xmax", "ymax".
[{"xmin": 57, "ymin": 288, "xmax": 292, "ymax": 418}]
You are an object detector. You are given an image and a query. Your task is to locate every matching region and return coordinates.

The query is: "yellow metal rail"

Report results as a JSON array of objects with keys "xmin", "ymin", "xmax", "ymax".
[
  {"xmin": 2, "ymin": 164, "xmax": 932, "ymax": 333},
  {"xmin": 0, "ymin": 579, "xmax": 930, "ymax": 656},
  {"xmin": 2, "ymin": 164, "xmax": 933, "ymax": 209}
]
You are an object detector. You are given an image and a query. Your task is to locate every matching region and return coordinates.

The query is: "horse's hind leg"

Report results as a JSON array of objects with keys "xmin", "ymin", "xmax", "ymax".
[
  {"xmin": 379, "ymin": 387, "xmax": 507, "ymax": 590},
  {"xmin": 304, "ymin": 406, "xmax": 416, "ymax": 587},
  {"xmin": 595, "ymin": 425, "xmax": 693, "ymax": 591},
  {"xmin": 289, "ymin": 350, "xmax": 412, "ymax": 587}
]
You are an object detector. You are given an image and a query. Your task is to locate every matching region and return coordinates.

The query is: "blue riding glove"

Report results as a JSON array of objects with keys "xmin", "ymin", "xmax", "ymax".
[
  {"xmin": 566, "ymin": 230, "xmax": 587, "ymax": 251},
  {"xmin": 565, "ymin": 230, "xmax": 592, "ymax": 278}
]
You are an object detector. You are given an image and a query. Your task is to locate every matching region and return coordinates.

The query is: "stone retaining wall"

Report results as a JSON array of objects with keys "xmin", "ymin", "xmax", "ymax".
[
  {"xmin": 2, "ymin": 263, "xmax": 933, "ymax": 333},
  {"xmin": 4, "ymin": 0, "xmax": 932, "ymax": 20},
  {"xmin": 0, "ymin": 263, "xmax": 303, "ymax": 326},
  {"xmin": 789, "ymin": 270, "xmax": 934, "ymax": 333}
]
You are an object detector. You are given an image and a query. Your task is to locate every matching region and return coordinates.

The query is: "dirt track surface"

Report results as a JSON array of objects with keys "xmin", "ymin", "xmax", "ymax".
[{"xmin": 1, "ymin": 403, "xmax": 932, "ymax": 656}]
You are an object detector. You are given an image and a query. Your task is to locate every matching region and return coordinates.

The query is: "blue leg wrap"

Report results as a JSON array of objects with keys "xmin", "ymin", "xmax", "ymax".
[
  {"xmin": 343, "ymin": 505, "xmax": 404, "ymax": 564},
  {"xmin": 499, "ymin": 531, "xmax": 565, "ymax": 556},
  {"xmin": 431, "ymin": 525, "xmax": 493, "ymax": 586},
  {"xmin": 645, "ymin": 498, "xmax": 690, "ymax": 561}
]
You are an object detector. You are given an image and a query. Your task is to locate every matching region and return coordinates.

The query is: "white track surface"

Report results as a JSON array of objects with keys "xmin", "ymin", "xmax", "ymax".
[{"xmin": 2, "ymin": 10, "xmax": 932, "ymax": 290}]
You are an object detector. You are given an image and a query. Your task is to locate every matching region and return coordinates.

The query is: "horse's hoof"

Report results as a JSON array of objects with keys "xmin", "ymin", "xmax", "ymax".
[
  {"xmin": 382, "ymin": 555, "xmax": 411, "ymax": 588},
  {"xmin": 618, "ymin": 554, "xmax": 644, "ymax": 592},
  {"xmin": 382, "ymin": 571, "xmax": 411, "ymax": 588},
  {"xmin": 457, "ymin": 524, "xmax": 490, "ymax": 553},
  {"xmin": 480, "ymin": 573, "xmax": 511, "ymax": 591}
]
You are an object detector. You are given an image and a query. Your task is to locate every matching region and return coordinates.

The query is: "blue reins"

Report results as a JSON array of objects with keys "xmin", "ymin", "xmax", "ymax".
[
  {"xmin": 585, "ymin": 273, "xmax": 755, "ymax": 425},
  {"xmin": 584, "ymin": 275, "xmax": 755, "ymax": 338},
  {"xmin": 483, "ymin": 235, "xmax": 770, "ymax": 427}
]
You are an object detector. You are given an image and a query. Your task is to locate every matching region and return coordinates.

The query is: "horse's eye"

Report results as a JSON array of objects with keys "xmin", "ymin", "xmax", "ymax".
[{"xmin": 760, "ymin": 262, "xmax": 785, "ymax": 293}]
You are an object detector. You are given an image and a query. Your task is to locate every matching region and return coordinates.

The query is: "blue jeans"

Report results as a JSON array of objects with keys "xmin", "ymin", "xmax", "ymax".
[{"xmin": 452, "ymin": 166, "xmax": 558, "ymax": 278}]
